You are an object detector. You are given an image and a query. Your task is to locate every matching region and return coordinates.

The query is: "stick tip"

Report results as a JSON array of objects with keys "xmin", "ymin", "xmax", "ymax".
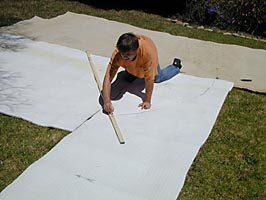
[{"xmin": 120, "ymin": 141, "xmax": 126, "ymax": 144}]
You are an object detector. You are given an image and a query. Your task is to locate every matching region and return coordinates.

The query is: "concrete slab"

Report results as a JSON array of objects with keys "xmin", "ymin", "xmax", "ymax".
[{"xmin": 1, "ymin": 12, "xmax": 265, "ymax": 92}]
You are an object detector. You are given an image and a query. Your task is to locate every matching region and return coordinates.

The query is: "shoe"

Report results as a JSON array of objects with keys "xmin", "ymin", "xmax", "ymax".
[{"xmin": 173, "ymin": 58, "xmax": 182, "ymax": 69}]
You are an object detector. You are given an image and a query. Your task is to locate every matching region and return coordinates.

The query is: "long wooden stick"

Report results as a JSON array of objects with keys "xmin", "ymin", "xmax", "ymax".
[{"xmin": 86, "ymin": 52, "xmax": 125, "ymax": 144}]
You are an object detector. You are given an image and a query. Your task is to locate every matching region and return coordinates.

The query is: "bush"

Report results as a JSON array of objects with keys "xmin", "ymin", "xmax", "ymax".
[{"xmin": 185, "ymin": 0, "xmax": 266, "ymax": 37}]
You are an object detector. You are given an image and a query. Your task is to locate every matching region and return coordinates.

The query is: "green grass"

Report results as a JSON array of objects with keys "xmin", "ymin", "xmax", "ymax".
[
  {"xmin": 0, "ymin": 0, "xmax": 265, "ymax": 49},
  {"xmin": 0, "ymin": 0, "xmax": 266, "ymax": 199},
  {"xmin": 179, "ymin": 89, "xmax": 266, "ymax": 200},
  {"xmin": 0, "ymin": 114, "xmax": 69, "ymax": 191}
]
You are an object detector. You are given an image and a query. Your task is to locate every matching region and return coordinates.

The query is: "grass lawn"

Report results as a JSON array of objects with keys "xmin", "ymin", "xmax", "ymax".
[{"xmin": 0, "ymin": 0, "xmax": 266, "ymax": 199}]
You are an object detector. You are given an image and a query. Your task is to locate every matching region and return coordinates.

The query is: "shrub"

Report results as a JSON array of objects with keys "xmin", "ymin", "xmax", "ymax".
[{"xmin": 185, "ymin": 0, "xmax": 266, "ymax": 37}]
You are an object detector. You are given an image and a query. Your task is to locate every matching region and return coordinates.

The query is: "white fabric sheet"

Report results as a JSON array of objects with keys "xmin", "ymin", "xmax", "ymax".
[
  {"xmin": 0, "ymin": 33, "xmax": 100, "ymax": 131},
  {"xmin": 0, "ymin": 34, "xmax": 233, "ymax": 199}
]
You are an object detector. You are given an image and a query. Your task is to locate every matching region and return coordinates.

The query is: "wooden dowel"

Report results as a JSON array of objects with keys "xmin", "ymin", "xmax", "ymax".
[{"xmin": 86, "ymin": 52, "xmax": 125, "ymax": 144}]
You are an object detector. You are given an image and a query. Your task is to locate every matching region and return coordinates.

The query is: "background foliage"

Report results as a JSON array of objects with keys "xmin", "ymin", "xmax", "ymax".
[
  {"xmin": 78, "ymin": 0, "xmax": 266, "ymax": 37},
  {"xmin": 185, "ymin": 0, "xmax": 266, "ymax": 37}
]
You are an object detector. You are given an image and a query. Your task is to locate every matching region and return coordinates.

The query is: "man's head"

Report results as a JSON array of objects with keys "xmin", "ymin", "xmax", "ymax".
[{"xmin": 116, "ymin": 33, "xmax": 139, "ymax": 61}]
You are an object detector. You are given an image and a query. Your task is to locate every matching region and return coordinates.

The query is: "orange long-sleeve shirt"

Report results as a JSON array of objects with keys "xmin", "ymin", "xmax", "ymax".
[{"xmin": 106, "ymin": 34, "xmax": 159, "ymax": 81}]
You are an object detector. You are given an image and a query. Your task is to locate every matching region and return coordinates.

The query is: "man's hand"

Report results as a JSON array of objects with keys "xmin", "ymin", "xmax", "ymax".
[
  {"xmin": 138, "ymin": 101, "xmax": 151, "ymax": 110},
  {"xmin": 139, "ymin": 79, "xmax": 153, "ymax": 110},
  {"xmin": 104, "ymin": 102, "xmax": 114, "ymax": 114}
]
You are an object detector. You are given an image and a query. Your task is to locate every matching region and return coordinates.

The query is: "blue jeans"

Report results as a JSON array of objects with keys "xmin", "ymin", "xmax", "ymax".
[{"xmin": 154, "ymin": 64, "xmax": 180, "ymax": 83}]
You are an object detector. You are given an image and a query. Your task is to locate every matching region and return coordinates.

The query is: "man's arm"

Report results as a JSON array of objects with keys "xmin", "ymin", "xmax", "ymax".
[
  {"xmin": 102, "ymin": 59, "xmax": 119, "ymax": 113},
  {"xmin": 138, "ymin": 79, "xmax": 154, "ymax": 109},
  {"xmin": 102, "ymin": 73, "xmax": 114, "ymax": 113}
]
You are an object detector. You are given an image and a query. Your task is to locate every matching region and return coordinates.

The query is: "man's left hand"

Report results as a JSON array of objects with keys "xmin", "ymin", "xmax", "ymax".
[{"xmin": 138, "ymin": 101, "xmax": 151, "ymax": 110}]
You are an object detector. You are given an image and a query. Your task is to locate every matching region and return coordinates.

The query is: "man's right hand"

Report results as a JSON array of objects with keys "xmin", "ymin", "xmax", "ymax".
[{"xmin": 104, "ymin": 102, "xmax": 114, "ymax": 114}]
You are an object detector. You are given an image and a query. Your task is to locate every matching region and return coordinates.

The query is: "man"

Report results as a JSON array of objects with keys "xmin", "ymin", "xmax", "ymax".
[{"xmin": 102, "ymin": 32, "xmax": 182, "ymax": 113}]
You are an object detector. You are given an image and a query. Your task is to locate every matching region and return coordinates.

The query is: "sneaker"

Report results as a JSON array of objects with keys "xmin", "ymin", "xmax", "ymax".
[{"xmin": 173, "ymin": 58, "xmax": 182, "ymax": 69}]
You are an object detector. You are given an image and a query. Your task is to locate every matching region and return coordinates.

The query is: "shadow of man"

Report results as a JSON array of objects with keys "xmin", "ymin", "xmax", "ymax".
[{"xmin": 99, "ymin": 70, "xmax": 145, "ymax": 113}]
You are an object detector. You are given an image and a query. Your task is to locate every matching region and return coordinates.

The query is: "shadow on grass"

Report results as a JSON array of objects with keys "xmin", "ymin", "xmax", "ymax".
[
  {"xmin": 70, "ymin": 0, "xmax": 186, "ymax": 16},
  {"xmin": 0, "ymin": 16, "xmax": 24, "ymax": 27}
]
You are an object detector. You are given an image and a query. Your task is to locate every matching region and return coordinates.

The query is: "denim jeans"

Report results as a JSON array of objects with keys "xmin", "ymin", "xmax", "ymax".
[{"xmin": 154, "ymin": 64, "xmax": 180, "ymax": 83}]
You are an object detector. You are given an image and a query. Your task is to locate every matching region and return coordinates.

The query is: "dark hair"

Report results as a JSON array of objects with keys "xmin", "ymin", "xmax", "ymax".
[{"xmin": 116, "ymin": 33, "xmax": 139, "ymax": 53}]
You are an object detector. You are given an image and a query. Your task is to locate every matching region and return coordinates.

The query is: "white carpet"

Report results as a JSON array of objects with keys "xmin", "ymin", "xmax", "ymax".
[
  {"xmin": 0, "ymin": 33, "xmax": 100, "ymax": 131},
  {"xmin": 0, "ymin": 33, "xmax": 233, "ymax": 200}
]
